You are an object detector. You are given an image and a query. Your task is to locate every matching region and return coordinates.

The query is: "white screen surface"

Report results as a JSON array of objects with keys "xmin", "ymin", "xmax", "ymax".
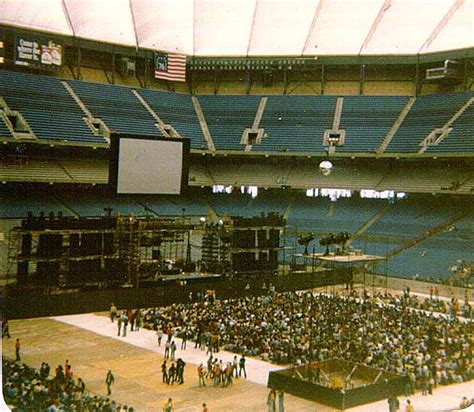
[{"xmin": 117, "ymin": 138, "xmax": 183, "ymax": 194}]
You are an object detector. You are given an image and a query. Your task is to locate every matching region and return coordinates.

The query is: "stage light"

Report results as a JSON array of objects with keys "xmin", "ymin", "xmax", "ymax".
[
  {"xmin": 319, "ymin": 160, "xmax": 333, "ymax": 176},
  {"xmin": 199, "ymin": 216, "xmax": 206, "ymax": 223}
]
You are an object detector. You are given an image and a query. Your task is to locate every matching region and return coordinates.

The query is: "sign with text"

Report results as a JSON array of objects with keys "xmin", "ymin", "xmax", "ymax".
[{"xmin": 15, "ymin": 35, "xmax": 62, "ymax": 68}]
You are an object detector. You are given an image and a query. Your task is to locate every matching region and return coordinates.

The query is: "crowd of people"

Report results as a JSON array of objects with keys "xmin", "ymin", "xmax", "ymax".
[
  {"xmin": 141, "ymin": 289, "xmax": 472, "ymax": 393},
  {"xmin": 3, "ymin": 358, "xmax": 132, "ymax": 411},
  {"xmin": 367, "ymin": 286, "xmax": 472, "ymax": 319}
]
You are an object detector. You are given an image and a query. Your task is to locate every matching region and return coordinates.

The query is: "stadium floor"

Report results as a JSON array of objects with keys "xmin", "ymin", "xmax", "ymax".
[{"xmin": 3, "ymin": 310, "xmax": 473, "ymax": 412}]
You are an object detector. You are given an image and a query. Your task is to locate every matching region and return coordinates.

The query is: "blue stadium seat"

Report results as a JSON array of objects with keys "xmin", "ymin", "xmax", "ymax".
[
  {"xmin": 0, "ymin": 71, "xmax": 106, "ymax": 144},
  {"xmin": 137, "ymin": 89, "xmax": 208, "ymax": 149},
  {"xmin": 386, "ymin": 92, "xmax": 473, "ymax": 153},
  {"xmin": 68, "ymin": 80, "xmax": 162, "ymax": 137},
  {"xmin": 198, "ymin": 95, "xmax": 261, "ymax": 151},
  {"xmin": 337, "ymin": 96, "xmax": 408, "ymax": 152},
  {"xmin": 0, "ymin": 116, "xmax": 13, "ymax": 139},
  {"xmin": 427, "ymin": 100, "xmax": 474, "ymax": 153},
  {"xmin": 254, "ymin": 95, "xmax": 336, "ymax": 153}
]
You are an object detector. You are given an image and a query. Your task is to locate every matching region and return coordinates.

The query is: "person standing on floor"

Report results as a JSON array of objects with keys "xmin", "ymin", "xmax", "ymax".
[
  {"xmin": 106, "ymin": 370, "xmax": 114, "ymax": 396},
  {"xmin": 164, "ymin": 341, "xmax": 171, "ymax": 359},
  {"xmin": 388, "ymin": 395, "xmax": 400, "ymax": 412},
  {"xmin": 110, "ymin": 303, "xmax": 117, "ymax": 322},
  {"xmin": 181, "ymin": 328, "xmax": 188, "ymax": 350},
  {"xmin": 267, "ymin": 389, "xmax": 276, "ymax": 412},
  {"xmin": 405, "ymin": 399, "xmax": 414, "ymax": 412},
  {"xmin": 168, "ymin": 363, "xmax": 176, "ymax": 385},
  {"xmin": 239, "ymin": 354, "xmax": 247, "ymax": 378},
  {"xmin": 157, "ymin": 327, "xmax": 164, "ymax": 347},
  {"xmin": 163, "ymin": 398, "xmax": 174, "ymax": 412},
  {"xmin": 170, "ymin": 340, "xmax": 177, "ymax": 360},
  {"xmin": 161, "ymin": 360, "xmax": 168, "ymax": 384},
  {"xmin": 121, "ymin": 312, "xmax": 128, "ymax": 337},
  {"xmin": 278, "ymin": 389, "xmax": 285, "ymax": 412},
  {"xmin": 15, "ymin": 338, "xmax": 20, "ymax": 361},
  {"xmin": 202, "ymin": 403, "xmax": 209, "ymax": 412},
  {"xmin": 198, "ymin": 363, "xmax": 206, "ymax": 387},
  {"xmin": 176, "ymin": 358, "xmax": 186, "ymax": 384},
  {"xmin": 117, "ymin": 313, "xmax": 122, "ymax": 336},
  {"xmin": 2, "ymin": 319, "xmax": 10, "ymax": 338}
]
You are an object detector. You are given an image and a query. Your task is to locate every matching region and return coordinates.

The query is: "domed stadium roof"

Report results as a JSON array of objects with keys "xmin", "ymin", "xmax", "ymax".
[{"xmin": 0, "ymin": 0, "xmax": 472, "ymax": 56}]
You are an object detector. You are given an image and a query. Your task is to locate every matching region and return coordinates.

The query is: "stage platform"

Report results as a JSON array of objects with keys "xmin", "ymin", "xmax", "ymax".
[{"xmin": 294, "ymin": 252, "xmax": 386, "ymax": 264}]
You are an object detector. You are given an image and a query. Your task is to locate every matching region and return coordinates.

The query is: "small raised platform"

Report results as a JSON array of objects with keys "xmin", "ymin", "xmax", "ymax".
[
  {"xmin": 294, "ymin": 252, "xmax": 385, "ymax": 264},
  {"xmin": 268, "ymin": 359, "xmax": 406, "ymax": 410}
]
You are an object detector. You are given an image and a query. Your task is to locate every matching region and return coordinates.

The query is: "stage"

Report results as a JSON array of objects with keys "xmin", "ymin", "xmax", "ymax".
[{"xmin": 294, "ymin": 252, "xmax": 386, "ymax": 264}]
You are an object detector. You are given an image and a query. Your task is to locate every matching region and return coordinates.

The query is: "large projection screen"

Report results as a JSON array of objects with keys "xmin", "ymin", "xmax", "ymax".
[{"xmin": 110, "ymin": 135, "xmax": 190, "ymax": 194}]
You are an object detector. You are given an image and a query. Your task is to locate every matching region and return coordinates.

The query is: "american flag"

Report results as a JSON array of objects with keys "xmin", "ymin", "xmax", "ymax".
[{"xmin": 154, "ymin": 52, "xmax": 186, "ymax": 82}]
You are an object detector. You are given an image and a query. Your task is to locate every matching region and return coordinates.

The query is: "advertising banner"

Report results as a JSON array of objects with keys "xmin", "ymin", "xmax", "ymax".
[{"xmin": 15, "ymin": 35, "xmax": 62, "ymax": 68}]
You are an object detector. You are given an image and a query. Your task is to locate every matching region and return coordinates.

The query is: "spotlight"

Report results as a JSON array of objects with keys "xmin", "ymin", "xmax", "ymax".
[
  {"xmin": 319, "ymin": 160, "xmax": 333, "ymax": 176},
  {"xmin": 199, "ymin": 216, "xmax": 206, "ymax": 223}
]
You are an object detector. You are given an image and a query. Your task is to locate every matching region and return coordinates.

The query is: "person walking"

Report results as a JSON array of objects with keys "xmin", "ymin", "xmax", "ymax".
[
  {"xmin": 15, "ymin": 338, "xmax": 21, "ymax": 361},
  {"xmin": 106, "ymin": 370, "xmax": 115, "ymax": 396},
  {"xmin": 164, "ymin": 341, "xmax": 171, "ymax": 359},
  {"xmin": 239, "ymin": 354, "xmax": 247, "ymax": 378},
  {"xmin": 405, "ymin": 399, "xmax": 414, "ymax": 412}
]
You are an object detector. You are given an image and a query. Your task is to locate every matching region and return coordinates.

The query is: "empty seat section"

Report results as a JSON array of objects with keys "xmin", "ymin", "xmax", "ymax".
[
  {"xmin": 0, "ymin": 116, "xmax": 13, "ymax": 139},
  {"xmin": 142, "ymin": 194, "xmax": 208, "ymax": 216},
  {"xmin": 59, "ymin": 192, "xmax": 146, "ymax": 217},
  {"xmin": 386, "ymin": 92, "xmax": 472, "ymax": 153},
  {"xmin": 289, "ymin": 196, "xmax": 384, "ymax": 234},
  {"xmin": 58, "ymin": 158, "xmax": 109, "ymax": 184},
  {"xmin": 138, "ymin": 89, "xmax": 207, "ymax": 149},
  {"xmin": 0, "ymin": 190, "xmax": 71, "ymax": 219},
  {"xmin": 427, "ymin": 99, "xmax": 474, "ymax": 153},
  {"xmin": 337, "ymin": 96, "xmax": 408, "ymax": 152},
  {"xmin": 255, "ymin": 96, "xmax": 335, "ymax": 153},
  {"xmin": 366, "ymin": 198, "xmax": 463, "ymax": 238},
  {"xmin": 0, "ymin": 157, "xmax": 71, "ymax": 182},
  {"xmin": 68, "ymin": 80, "xmax": 161, "ymax": 136},
  {"xmin": 0, "ymin": 71, "xmax": 105, "ymax": 144},
  {"xmin": 198, "ymin": 95, "xmax": 260, "ymax": 150}
]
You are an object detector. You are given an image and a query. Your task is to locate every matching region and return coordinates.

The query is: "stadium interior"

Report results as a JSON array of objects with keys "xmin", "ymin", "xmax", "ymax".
[{"xmin": 0, "ymin": 0, "xmax": 473, "ymax": 411}]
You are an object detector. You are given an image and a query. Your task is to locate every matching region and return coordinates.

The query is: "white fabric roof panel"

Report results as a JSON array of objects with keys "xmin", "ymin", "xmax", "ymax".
[
  {"xmin": 0, "ymin": 0, "xmax": 72, "ymax": 36},
  {"xmin": 304, "ymin": 0, "xmax": 384, "ymax": 56},
  {"xmin": 132, "ymin": 0, "xmax": 194, "ymax": 54},
  {"xmin": 64, "ymin": 0, "xmax": 136, "ymax": 46},
  {"xmin": 194, "ymin": 0, "xmax": 255, "ymax": 56},
  {"xmin": 247, "ymin": 0, "xmax": 319, "ymax": 56},
  {"xmin": 0, "ymin": 0, "xmax": 472, "ymax": 55},
  {"xmin": 422, "ymin": 0, "xmax": 474, "ymax": 53},
  {"xmin": 363, "ymin": 0, "xmax": 455, "ymax": 55}
]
